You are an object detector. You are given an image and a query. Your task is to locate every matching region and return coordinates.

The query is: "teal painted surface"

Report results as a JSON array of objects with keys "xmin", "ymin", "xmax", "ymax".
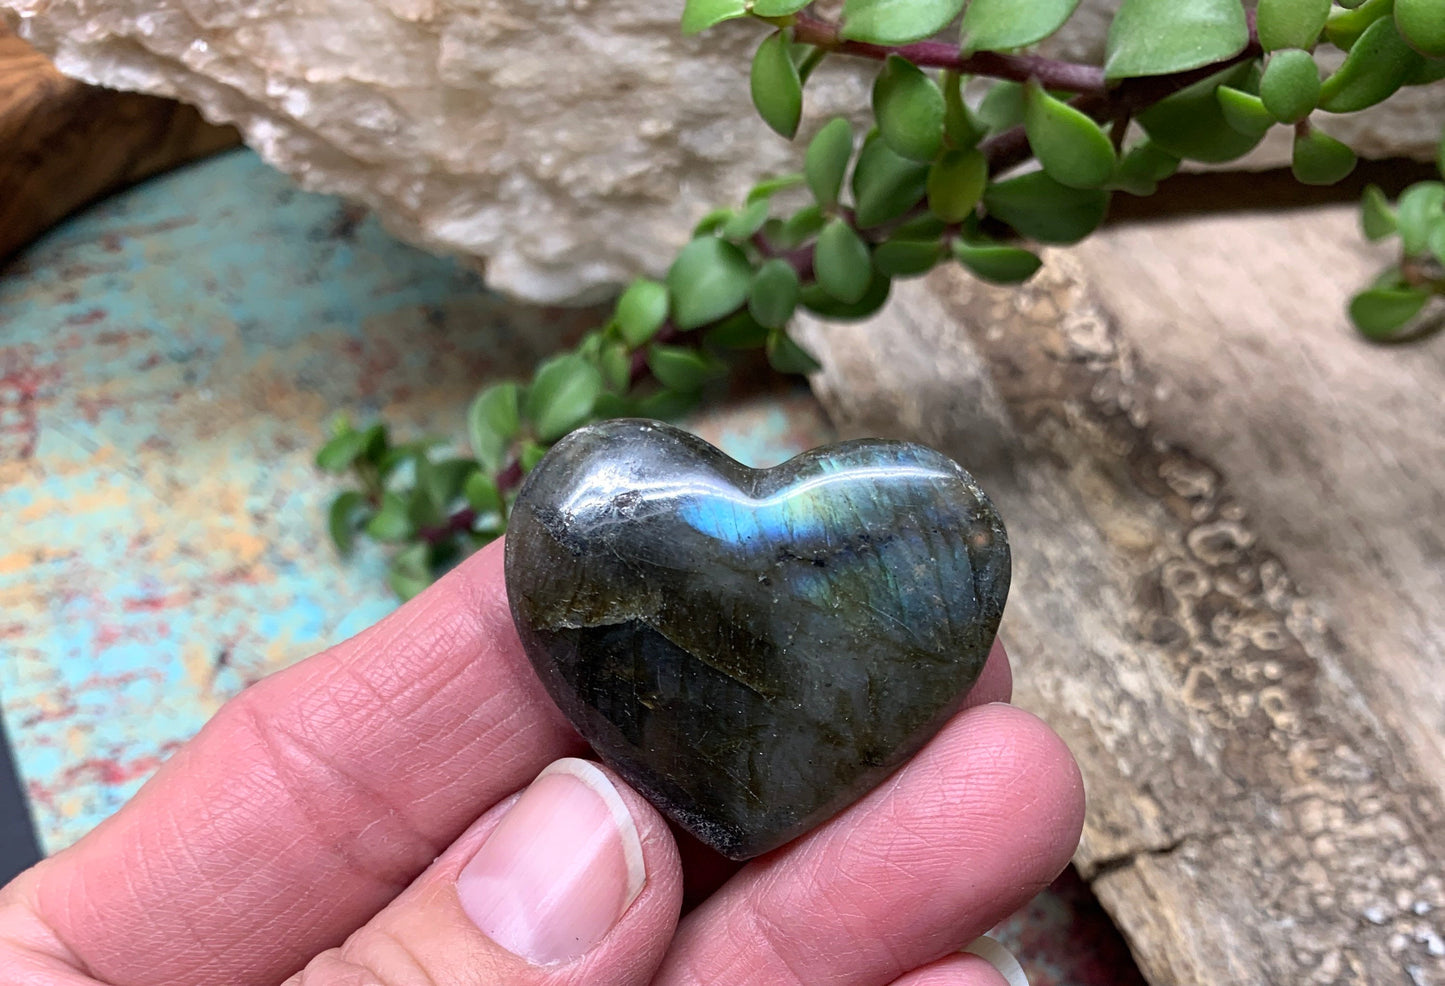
[{"xmin": 0, "ymin": 149, "xmax": 830, "ymax": 851}]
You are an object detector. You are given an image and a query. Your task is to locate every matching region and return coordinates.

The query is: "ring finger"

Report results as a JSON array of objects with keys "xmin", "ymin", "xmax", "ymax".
[{"xmin": 652, "ymin": 701, "xmax": 1084, "ymax": 986}]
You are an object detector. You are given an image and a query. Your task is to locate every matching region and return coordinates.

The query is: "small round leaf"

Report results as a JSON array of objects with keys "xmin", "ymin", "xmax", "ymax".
[
  {"xmin": 891, "ymin": 213, "xmax": 949, "ymax": 240},
  {"xmin": 1215, "ymin": 86, "xmax": 1275, "ymax": 138},
  {"xmin": 1023, "ymin": 81, "xmax": 1117, "ymax": 189},
  {"xmin": 851, "ymin": 134, "xmax": 930, "ymax": 227},
  {"xmin": 1396, "ymin": 181, "xmax": 1445, "ymax": 255},
  {"xmin": 766, "ymin": 330, "xmax": 823, "ymax": 374},
  {"xmin": 633, "ymin": 389, "xmax": 702, "ymax": 421},
  {"xmin": 1360, "ymin": 184, "xmax": 1398, "ymax": 241},
  {"xmin": 681, "ymin": 0, "xmax": 748, "ymax": 35},
  {"xmin": 705, "ymin": 311, "xmax": 772, "ymax": 349},
  {"xmin": 722, "ymin": 198, "xmax": 772, "ymax": 242},
  {"xmin": 927, "ymin": 148, "xmax": 987, "ymax": 222},
  {"xmin": 1396, "ymin": 0, "xmax": 1445, "ymax": 57},
  {"xmin": 806, "ymin": 118, "xmax": 854, "ymax": 208},
  {"xmin": 1428, "ymin": 222, "xmax": 1445, "ymax": 265},
  {"xmin": 1348, "ymin": 286, "xmax": 1430, "ymax": 338},
  {"xmin": 667, "ymin": 237, "xmax": 755, "ymax": 330},
  {"xmin": 327, "ymin": 490, "xmax": 369, "ymax": 556},
  {"xmin": 599, "ymin": 341, "xmax": 632, "ymax": 392},
  {"xmin": 749, "ymin": 258, "xmax": 801, "ymax": 329},
  {"xmin": 1256, "ymin": 0, "xmax": 1330, "ymax": 51},
  {"xmin": 1410, "ymin": 58, "xmax": 1445, "ymax": 86},
  {"xmin": 873, "ymin": 56, "xmax": 946, "ymax": 163},
  {"xmin": 815, "ymin": 218, "xmax": 873, "ymax": 304},
  {"xmin": 799, "ymin": 271, "xmax": 892, "ymax": 320},
  {"xmin": 1318, "ymin": 16, "xmax": 1423, "ymax": 113},
  {"xmin": 1111, "ymin": 140, "xmax": 1181, "ymax": 195},
  {"xmin": 841, "ymin": 0, "xmax": 967, "ymax": 45},
  {"xmin": 952, "ymin": 240, "xmax": 1044, "ymax": 284},
  {"xmin": 387, "ymin": 544, "xmax": 433, "ymax": 601},
  {"xmin": 873, "ymin": 237, "xmax": 943, "ymax": 277},
  {"xmin": 1137, "ymin": 66, "xmax": 1269, "ymax": 162},
  {"xmin": 366, "ymin": 492, "xmax": 414, "ymax": 543},
  {"xmin": 961, "ymin": 0, "xmax": 1081, "ymax": 54},
  {"xmin": 693, "ymin": 207, "xmax": 735, "ymax": 237},
  {"xmin": 983, "ymin": 171, "xmax": 1111, "ymax": 244},
  {"xmin": 751, "ymin": 30, "xmax": 803, "ymax": 139},
  {"xmin": 425, "ymin": 457, "xmax": 475, "ymax": 509},
  {"xmin": 519, "ymin": 441, "xmax": 549, "ymax": 473},
  {"xmin": 648, "ymin": 345, "xmax": 724, "ymax": 392},
  {"xmin": 747, "ymin": 172, "xmax": 805, "ymax": 203},
  {"xmin": 1324, "ymin": 0, "xmax": 1394, "ymax": 50},
  {"xmin": 1291, "ymin": 126, "xmax": 1358, "ymax": 185},
  {"xmin": 1260, "ymin": 49, "xmax": 1321, "ymax": 123},
  {"xmin": 464, "ymin": 472, "xmax": 504, "ymax": 516},
  {"xmin": 976, "ymin": 80, "xmax": 1025, "ymax": 134},
  {"xmin": 615, "ymin": 278, "xmax": 669, "ymax": 347},
  {"xmin": 778, "ymin": 204, "xmax": 828, "ymax": 246},
  {"xmin": 1105, "ymin": 0, "xmax": 1250, "ymax": 80},
  {"xmin": 315, "ymin": 429, "xmax": 371, "ymax": 473},
  {"xmin": 525, "ymin": 353, "xmax": 604, "ymax": 442},
  {"xmin": 467, "ymin": 382, "xmax": 520, "ymax": 473}
]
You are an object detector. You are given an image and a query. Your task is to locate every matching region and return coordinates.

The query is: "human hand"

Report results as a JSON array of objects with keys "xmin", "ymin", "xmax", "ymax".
[{"xmin": 0, "ymin": 540, "xmax": 1084, "ymax": 986}]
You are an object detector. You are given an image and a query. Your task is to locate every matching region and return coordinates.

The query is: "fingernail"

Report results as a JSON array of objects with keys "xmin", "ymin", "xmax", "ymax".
[
  {"xmin": 456, "ymin": 758, "xmax": 645, "ymax": 965},
  {"xmin": 964, "ymin": 936, "xmax": 1030, "ymax": 986}
]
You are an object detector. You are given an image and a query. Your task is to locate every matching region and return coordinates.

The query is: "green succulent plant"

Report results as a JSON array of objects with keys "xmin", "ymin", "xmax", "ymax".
[{"xmin": 318, "ymin": 0, "xmax": 1445, "ymax": 597}]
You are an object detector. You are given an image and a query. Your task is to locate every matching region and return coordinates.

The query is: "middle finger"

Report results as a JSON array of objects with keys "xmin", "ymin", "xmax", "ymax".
[{"xmin": 653, "ymin": 699, "xmax": 1084, "ymax": 986}]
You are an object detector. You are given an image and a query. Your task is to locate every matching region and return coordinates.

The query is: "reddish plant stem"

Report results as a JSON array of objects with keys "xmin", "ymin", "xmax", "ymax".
[
  {"xmin": 495, "ymin": 459, "xmax": 523, "ymax": 491},
  {"xmin": 792, "ymin": 14, "xmax": 1108, "ymax": 96},
  {"xmin": 797, "ymin": 10, "xmax": 1262, "ymax": 178},
  {"xmin": 419, "ymin": 506, "xmax": 477, "ymax": 544}
]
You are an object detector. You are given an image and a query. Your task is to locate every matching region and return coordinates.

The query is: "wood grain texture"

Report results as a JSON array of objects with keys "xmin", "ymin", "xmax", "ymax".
[
  {"xmin": 796, "ymin": 204, "xmax": 1445, "ymax": 985},
  {"xmin": 0, "ymin": 24, "xmax": 238, "ymax": 263}
]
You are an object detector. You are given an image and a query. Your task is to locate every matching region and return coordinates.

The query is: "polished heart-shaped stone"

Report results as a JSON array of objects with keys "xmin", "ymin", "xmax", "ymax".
[{"xmin": 504, "ymin": 419, "xmax": 1010, "ymax": 859}]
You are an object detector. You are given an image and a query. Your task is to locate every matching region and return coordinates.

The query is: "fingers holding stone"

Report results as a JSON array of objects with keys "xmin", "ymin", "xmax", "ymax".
[
  {"xmin": 652, "ymin": 703, "xmax": 1084, "ymax": 986},
  {"xmin": 886, "ymin": 947, "xmax": 1027, "ymax": 986},
  {"xmin": 673, "ymin": 637, "xmax": 1013, "ymax": 911},
  {"xmin": 289, "ymin": 758, "xmax": 683, "ymax": 986}
]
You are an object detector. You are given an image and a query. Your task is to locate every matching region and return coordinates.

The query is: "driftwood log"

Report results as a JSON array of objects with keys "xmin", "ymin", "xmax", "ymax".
[
  {"xmin": 0, "ymin": 24, "xmax": 237, "ymax": 264},
  {"xmin": 797, "ymin": 203, "xmax": 1445, "ymax": 985}
]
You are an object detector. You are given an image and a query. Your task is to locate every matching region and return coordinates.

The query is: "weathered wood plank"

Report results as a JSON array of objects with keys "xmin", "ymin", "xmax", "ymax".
[
  {"xmin": 797, "ymin": 204, "xmax": 1445, "ymax": 985},
  {"xmin": 0, "ymin": 24, "xmax": 238, "ymax": 263}
]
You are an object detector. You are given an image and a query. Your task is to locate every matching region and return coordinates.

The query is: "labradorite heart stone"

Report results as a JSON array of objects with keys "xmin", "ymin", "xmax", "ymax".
[{"xmin": 504, "ymin": 419, "xmax": 1009, "ymax": 859}]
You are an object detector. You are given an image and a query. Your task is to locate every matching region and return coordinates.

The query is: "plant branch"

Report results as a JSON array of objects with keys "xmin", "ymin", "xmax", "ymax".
[
  {"xmin": 795, "ymin": 9, "xmax": 1263, "ymax": 178},
  {"xmin": 982, "ymin": 40, "xmax": 1263, "ymax": 176},
  {"xmin": 792, "ymin": 13, "xmax": 1109, "ymax": 96}
]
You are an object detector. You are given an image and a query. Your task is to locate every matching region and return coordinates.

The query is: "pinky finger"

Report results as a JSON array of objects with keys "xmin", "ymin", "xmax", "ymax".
[{"xmin": 890, "ymin": 939, "xmax": 1029, "ymax": 986}]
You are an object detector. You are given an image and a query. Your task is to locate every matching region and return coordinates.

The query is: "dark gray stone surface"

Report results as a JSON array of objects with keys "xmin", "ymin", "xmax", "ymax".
[{"xmin": 504, "ymin": 419, "xmax": 1009, "ymax": 859}]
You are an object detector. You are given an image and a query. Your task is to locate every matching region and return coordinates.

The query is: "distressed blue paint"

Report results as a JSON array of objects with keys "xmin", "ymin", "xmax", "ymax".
[{"xmin": 0, "ymin": 149, "xmax": 834, "ymax": 851}]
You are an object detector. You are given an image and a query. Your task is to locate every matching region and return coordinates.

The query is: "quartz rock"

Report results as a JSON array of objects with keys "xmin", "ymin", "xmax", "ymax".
[
  {"xmin": 504, "ymin": 419, "xmax": 1009, "ymax": 859},
  {"xmin": 5, "ymin": 0, "xmax": 1443, "ymax": 304}
]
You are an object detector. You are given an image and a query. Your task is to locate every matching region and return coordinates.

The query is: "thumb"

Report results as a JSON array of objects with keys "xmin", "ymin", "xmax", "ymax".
[{"xmin": 286, "ymin": 758, "xmax": 683, "ymax": 985}]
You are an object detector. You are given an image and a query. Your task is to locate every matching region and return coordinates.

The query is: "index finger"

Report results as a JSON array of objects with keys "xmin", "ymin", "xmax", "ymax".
[{"xmin": 23, "ymin": 540, "xmax": 587, "ymax": 986}]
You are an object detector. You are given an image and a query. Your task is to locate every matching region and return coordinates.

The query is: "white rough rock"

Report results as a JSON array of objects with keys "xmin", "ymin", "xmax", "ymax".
[{"xmin": 5, "ymin": 0, "xmax": 1443, "ymax": 303}]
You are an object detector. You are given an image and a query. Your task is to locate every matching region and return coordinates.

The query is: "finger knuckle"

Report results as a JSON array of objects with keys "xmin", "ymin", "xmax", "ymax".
[{"xmin": 294, "ymin": 931, "xmax": 444, "ymax": 986}]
